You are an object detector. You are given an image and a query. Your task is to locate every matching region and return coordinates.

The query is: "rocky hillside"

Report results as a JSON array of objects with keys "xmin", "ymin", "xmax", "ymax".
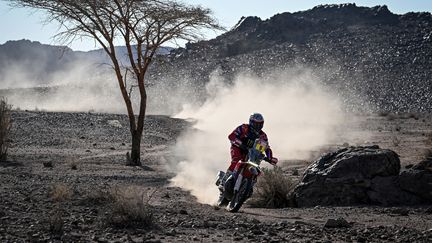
[
  {"xmin": 156, "ymin": 4, "xmax": 432, "ymax": 112},
  {"xmin": 2, "ymin": 4, "xmax": 431, "ymax": 113}
]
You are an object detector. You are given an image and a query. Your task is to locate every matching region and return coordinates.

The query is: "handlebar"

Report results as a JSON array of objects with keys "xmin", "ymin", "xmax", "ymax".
[{"xmin": 238, "ymin": 157, "xmax": 277, "ymax": 166}]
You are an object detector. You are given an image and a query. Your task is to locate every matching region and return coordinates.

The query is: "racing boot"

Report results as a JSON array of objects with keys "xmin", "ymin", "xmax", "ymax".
[{"xmin": 216, "ymin": 171, "xmax": 232, "ymax": 206}]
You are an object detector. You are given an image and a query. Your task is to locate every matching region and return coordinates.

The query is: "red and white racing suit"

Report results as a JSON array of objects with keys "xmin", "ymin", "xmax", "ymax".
[{"xmin": 227, "ymin": 124, "xmax": 273, "ymax": 172}]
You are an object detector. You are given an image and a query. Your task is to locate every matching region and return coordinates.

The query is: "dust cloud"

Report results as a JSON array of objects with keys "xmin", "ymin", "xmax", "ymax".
[
  {"xmin": 2, "ymin": 57, "xmax": 348, "ymax": 205},
  {"xmin": 0, "ymin": 60, "xmax": 128, "ymax": 113},
  {"xmin": 0, "ymin": 60, "xmax": 200, "ymax": 114},
  {"xmin": 170, "ymin": 69, "xmax": 345, "ymax": 205}
]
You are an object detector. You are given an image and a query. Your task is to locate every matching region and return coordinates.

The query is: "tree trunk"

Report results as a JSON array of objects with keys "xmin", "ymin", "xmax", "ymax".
[
  {"xmin": 129, "ymin": 74, "xmax": 147, "ymax": 166},
  {"xmin": 130, "ymin": 130, "xmax": 142, "ymax": 166}
]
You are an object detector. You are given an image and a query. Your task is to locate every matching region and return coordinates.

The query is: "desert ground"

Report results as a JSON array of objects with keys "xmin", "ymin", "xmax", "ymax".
[{"xmin": 1, "ymin": 110, "xmax": 432, "ymax": 242}]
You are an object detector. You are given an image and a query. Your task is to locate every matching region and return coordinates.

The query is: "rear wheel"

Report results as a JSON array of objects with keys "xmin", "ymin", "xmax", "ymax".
[{"xmin": 227, "ymin": 178, "xmax": 252, "ymax": 212}]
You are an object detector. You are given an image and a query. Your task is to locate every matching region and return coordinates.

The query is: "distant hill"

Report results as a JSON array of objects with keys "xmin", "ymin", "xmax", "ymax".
[
  {"xmin": 0, "ymin": 39, "xmax": 173, "ymax": 88},
  {"xmin": 155, "ymin": 4, "xmax": 432, "ymax": 112},
  {"xmin": 0, "ymin": 40, "xmax": 75, "ymax": 87}
]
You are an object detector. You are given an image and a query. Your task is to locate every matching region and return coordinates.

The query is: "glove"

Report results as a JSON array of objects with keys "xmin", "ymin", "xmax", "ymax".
[
  {"xmin": 264, "ymin": 157, "xmax": 278, "ymax": 165},
  {"xmin": 270, "ymin": 157, "xmax": 278, "ymax": 165}
]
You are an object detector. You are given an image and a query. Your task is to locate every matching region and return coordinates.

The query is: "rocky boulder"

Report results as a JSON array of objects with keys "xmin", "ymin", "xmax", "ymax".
[
  {"xmin": 292, "ymin": 146, "xmax": 431, "ymax": 207},
  {"xmin": 302, "ymin": 145, "xmax": 400, "ymax": 181},
  {"xmin": 367, "ymin": 175, "xmax": 424, "ymax": 206},
  {"xmin": 398, "ymin": 159, "xmax": 432, "ymax": 202}
]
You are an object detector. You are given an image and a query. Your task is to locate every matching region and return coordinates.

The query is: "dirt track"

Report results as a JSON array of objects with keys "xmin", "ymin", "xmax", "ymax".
[{"xmin": 1, "ymin": 111, "xmax": 432, "ymax": 242}]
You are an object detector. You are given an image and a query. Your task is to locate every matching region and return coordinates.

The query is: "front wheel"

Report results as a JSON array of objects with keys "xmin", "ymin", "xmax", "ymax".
[{"xmin": 227, "ymin": 178, "xmax": 253, "ymax": 212}]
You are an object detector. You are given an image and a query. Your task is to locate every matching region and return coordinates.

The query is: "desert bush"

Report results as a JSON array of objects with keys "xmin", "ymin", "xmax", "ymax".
[
  {"xmin": 249, "ymin": 167, "xmax": 297, "ymax": 208},
  {"xmin": 51, "ymin": 184, "xmax": 73, "ymax": 202},
  {"xmin": 81, "ymin": 189, "xmax": 114, "ymax": 206},
  {"xmin": 0, "ymin": 98, "xmax": 12, "ymax": 161},
  {"xmin": 106, "ymin": 186, "xmax": 155, "ymax": 228}
]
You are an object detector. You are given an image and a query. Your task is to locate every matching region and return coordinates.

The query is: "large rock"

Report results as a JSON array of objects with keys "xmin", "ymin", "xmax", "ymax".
[
  {"xmin": 367, "ymin": 176, "xmax": 424, "ymax": 205},
  {"xmin": 302, "ymin": 145, "xmax": 400, "ymax": 181},
  {"xmin": 398, "ymin": 159, "xmax": 432, "ymax": 202},
  {"xmin": 292, "ymin": 145, "xmax": 417, "ymax": 207}
]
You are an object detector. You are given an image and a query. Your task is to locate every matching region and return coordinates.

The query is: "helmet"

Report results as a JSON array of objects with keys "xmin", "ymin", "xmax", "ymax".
[{"xmin": 249, "ymin": 113, "xmax": 264, "ymax": 132}]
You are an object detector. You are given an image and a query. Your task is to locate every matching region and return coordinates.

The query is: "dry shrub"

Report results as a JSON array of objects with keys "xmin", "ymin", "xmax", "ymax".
[
  {"xmin": 0, "ymin": 98, "xmax": 12, "ymax": 161},
  {"xmin": 106, "ymin": 186, "xmax": 155, "ymax": 228},
  {"xmin": 82, "ymin": 189, "xmax": 114, "ymax": 205},
  {"xmin": 249, "ymin": 167, "xmax": 297, "ymax": 208},
  {"xmin": 51, "ymin": 184, "xmax": 73, "ymax": 202}
]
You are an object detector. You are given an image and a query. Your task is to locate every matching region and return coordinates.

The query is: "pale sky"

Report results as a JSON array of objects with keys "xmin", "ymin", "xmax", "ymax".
[{"xmin": 1, "ymin": 0, "xmax": 432, "ymax": 51}]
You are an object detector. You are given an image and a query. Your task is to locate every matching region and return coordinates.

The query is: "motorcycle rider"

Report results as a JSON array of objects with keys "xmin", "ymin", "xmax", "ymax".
[{"xmin": 217, "ymin": 113, "xmax": 277, "ymax": 206}]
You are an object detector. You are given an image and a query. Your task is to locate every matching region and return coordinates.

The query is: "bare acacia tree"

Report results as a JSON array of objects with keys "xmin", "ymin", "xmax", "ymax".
[{"xmin": 7, "ymin": 0, "xmax": 222, "ymax": 165}]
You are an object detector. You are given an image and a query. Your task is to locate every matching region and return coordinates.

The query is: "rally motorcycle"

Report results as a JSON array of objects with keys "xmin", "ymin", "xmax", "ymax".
[{"xmin": 215, "ymin": 138, "xmax": 276, "ymax": 212}]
